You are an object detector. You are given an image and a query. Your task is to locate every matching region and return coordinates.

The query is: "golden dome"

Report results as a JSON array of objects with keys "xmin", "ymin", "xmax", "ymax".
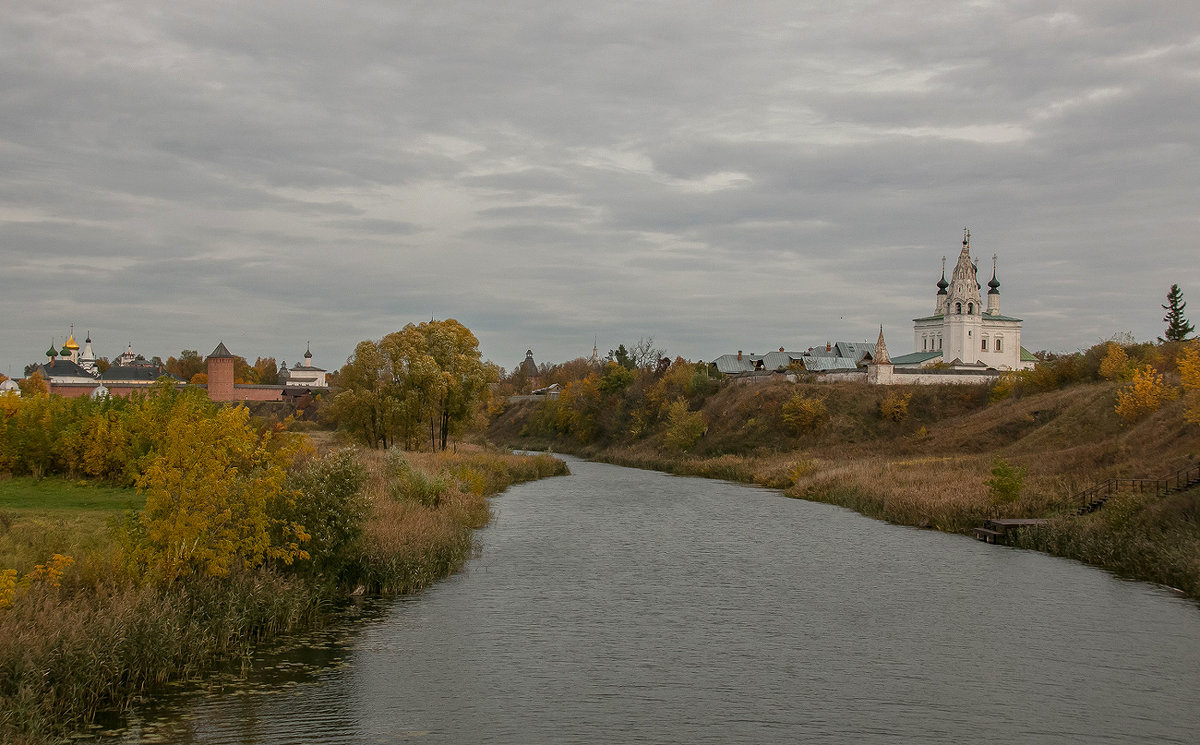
[{"xmin": 64, "ymin": 333, "xmax": 80, "ymax": 350}]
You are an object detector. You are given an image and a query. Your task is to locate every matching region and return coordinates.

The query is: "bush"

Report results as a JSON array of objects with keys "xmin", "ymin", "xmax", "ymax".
[
  {"xmin": 985, "ymin": 458, "xmax": 1026, "ymax": 510},
  {"xmin": 880, "ymin": 392, "xmax": 912, "ymax": 423},
  {"xmin": 663, "ymin": 398, "xmax": 706, "ymax": 452},
  {"xmin": 278, "ymin": 450, "xmax": 369, "ymax": 579},
  {"xmin": 386, "ymin": 452, "xmax": 448, "ymax": 506},
  {"xmin": 1114, "ymin": 364, "xmax": 1175, "ymax": 423},
  {"xmin": 781, "ymin": 393, "xmax": 827, "ymax": 433}
]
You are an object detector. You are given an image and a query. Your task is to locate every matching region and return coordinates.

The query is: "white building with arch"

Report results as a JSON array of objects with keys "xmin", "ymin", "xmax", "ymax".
[{"xmin": 899, "ymin": 230, "xmax": 1034, "ymax": 371}]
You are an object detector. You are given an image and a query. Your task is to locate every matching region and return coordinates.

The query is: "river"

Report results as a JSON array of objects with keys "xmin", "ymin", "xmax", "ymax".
[{"xmin": 97, "ymin": 457, "xmax": 1200, "ymax": 744}]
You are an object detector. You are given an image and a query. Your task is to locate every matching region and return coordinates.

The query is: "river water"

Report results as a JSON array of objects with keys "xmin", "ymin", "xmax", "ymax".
[{"xmin": 98, "ymin": 457, "xmax": 1200, "ymax": 744}]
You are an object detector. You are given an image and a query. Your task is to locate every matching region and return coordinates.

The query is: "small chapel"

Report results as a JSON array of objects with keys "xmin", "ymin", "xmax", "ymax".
[{"xmin": 896, "ymin": 230, "xmax": 1035, "ymax": 371}]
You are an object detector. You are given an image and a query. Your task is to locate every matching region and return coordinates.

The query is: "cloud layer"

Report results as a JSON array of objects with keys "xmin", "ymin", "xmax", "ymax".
[{"xmin": 3, "ymin": 1, "xmax": 1198, "ymax": 374}]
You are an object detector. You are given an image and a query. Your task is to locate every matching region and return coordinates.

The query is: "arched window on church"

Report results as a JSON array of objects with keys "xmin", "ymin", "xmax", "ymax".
[
  {"xmin": 995, "ymin": 338, "xmax": 1003, "ymax": 352},
  {"xmin": 967, "ymin": 302, "xmax": 974, "ymax": 314},
  {"xmin": 955, "ymin": 302, "xmax": 962, "ymax": 314},
  {"xmin": 938, "ymin": 336, "xmax": 942, "ymax": 350},
  {"xmin": 982, "ymin": 338, "xmax": 988, "ymax": 351},
  {"xmin": 923, "ymin": 337, "xmax": 927, "ymax": 351}
]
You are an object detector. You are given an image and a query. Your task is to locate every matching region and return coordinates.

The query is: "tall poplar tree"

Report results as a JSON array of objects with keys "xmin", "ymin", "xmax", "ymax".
[{"xmin": 1161, "ymin": 284, "xmax": 1195, "ymax": 342}]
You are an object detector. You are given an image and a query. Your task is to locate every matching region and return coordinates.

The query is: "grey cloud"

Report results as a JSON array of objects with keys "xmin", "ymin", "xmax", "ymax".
[{"xmin": 2, "ymin": 1, "xmax": 1198, "ymax": 371}]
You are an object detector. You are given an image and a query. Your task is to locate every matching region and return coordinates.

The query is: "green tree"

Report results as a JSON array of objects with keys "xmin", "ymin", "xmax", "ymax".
[
  {"xmin": 277, "ymin": 450, "xmax": 368, "ymax": 577},
  {"xmin": 327, "ymin": 340, "xmax": 393, "ymax": 448},
  {"xmin": 609, "ymin": 344, "xmax": 634, "ymax": 370},
  {"xmin": 598, "ymin": 361, "xmax": 634, "ymax": 395},
  {"xmin": 1161, "ymin": 284, "xmax": 1194, "ymax": 342},
  {"xmin": 985, "ymin": 458, "xmax": 1026, "ymax": 513}
]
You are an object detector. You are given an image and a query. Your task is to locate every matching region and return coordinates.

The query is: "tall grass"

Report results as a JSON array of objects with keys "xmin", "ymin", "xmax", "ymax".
[
  {"xmin": 1011, "ymin": 490, "xmax": 1200, "ymax": 597},
  {"xmin": 0, "ymin": 571, "xmax": 321, "ymax": 741},
  {"xmin": 0, "ymin": 446, "xmax": 567, "ymax": 744},
  {"xmin": 351, "ymin": 449, "xmax": 567, "ymax": 594}
]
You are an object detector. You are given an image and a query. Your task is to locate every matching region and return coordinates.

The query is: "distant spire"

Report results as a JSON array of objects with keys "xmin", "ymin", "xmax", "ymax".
[
  {"xmin": 937, "ymin": 255, "xmax": 949, "ymax": 294},
  {"xmin": 874, "ymin": 325, "xmax": 891, "ymax": 365}
]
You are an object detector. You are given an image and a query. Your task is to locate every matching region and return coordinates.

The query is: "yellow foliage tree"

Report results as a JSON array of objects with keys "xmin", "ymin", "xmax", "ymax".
[
  {"xmin": 134, "ymin": 402, "xmax": 309, "ymax": 580},
  {"xmin": 663, "ymin": 398, "xmax": 706, "ymax": 451},
  {"xmin": 880, "ymin": 391, "xmax": 912, "ymax": 423},
  {"xmin": 17, "ymin": 369, "xmax": 48, "ymax": 397},
  {"xmin": 1177, "ymin": 341, "xmax": 1200, "ymax": 426},
  {"xmin": 1099, "ymin": 342, "xmax": 1134, "ymax": 381},
  {"xmin": 1114, "ymin": 364, "xmax": 1176, "ymax": 423},
  {"xmin": 782, "ymin": 392, "xmax": 827, "ymax": 434}
]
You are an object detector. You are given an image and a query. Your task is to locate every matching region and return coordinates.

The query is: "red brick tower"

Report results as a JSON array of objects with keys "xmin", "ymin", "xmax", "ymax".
[{"xmin": 206, "ymin": 342, "xmax": 235, "ymax": 401}]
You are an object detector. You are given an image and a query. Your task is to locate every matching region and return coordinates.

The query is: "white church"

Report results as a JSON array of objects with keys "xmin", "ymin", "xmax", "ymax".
[{"xmin": 891, "ymin": 230, "xmax": 1035, "ymax": 372}]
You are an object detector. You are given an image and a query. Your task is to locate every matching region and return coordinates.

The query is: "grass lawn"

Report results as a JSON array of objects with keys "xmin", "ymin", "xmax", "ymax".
[
  {"xmin": 0, "ymin": 476, "xmax": 142, "ymax": 513},
  {"xmin": 0, "ymin": 477, "xmax": 143, "ymax": 573}
]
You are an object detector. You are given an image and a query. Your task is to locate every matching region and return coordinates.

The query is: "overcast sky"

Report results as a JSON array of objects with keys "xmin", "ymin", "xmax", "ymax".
[{"xmin": 3, "ymin": 1, "xmax": 1198, "ymax": 376}]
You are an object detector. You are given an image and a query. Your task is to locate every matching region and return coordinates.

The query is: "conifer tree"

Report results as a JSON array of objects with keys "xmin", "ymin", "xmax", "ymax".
[{"xmin": 1161, "ymin": 284, "xmax": 1194, "ymax": 342}]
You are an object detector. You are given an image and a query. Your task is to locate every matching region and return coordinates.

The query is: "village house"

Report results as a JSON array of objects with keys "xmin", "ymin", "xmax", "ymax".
[{"xmin": 710, "ymin": 342, "xmax": 872, "ymax": 377}]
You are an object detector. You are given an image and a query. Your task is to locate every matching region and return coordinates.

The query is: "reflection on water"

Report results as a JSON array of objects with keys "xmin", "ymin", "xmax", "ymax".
[{"xmin": 94, "ymin": 458, "xmax": 1200, "ymax": 744}]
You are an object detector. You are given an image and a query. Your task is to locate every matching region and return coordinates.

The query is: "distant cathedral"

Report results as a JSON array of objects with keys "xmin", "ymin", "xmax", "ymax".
[{"xmin": 905, "ymin": 230, "xmax": 1034, "ymax": 371}]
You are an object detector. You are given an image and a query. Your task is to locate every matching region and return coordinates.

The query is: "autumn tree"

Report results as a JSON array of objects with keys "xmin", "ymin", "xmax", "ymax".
[
  {"xmin": 17, "ymin": 370, "xmax": 48, "ymax": 397},
  {"xmin": 782, "ymin": 392, "xmax": 827, "ymax": 433},
  {"xmin": 556, "ymin": 375, "xmax": 603, "ymax": 443},
  {"xmin": 1114, "ymin": 364, "xmax": 1175, "ymax": 423},
  {"xmin": 380, "ymin": 324, "xmax": 440, "ymax": 450},
  {"xmin": 165, "ymin": 350, "xmax": 205, "ymax": 382},
  {"xmin": 1098, "ymin": 342, "xmax": 1134, "ymax": 381},
  {"xmin": 880, "ymin": 391, "xmax": 912, "ymax": 423},
  {"xmin": 233, "ymin": 355, "xmax": 257, "ymax": 384},
  {"xmin": 1160, "ymin": 284, "xmax": 1194, "ymax": 343},
  {"xmin": 663, "ymin": 398, "xmax": 706, "ymax": 451},
  {"xmin": 132, "ymin": 392, "xmax": 308, "ymax": 580},
  {"xmin": 329, "ymin": 320, "xmax": 494, "ymax": 451},
  {"xmin": 421, "ymin": 319, "xmax": 495, "ymax": 450},
  {"xmin": 253, "ymin": 357, "xmax": 280, "ymax": 385},
  {"xmin": 1177, "ymin": 341, "xmax": 1200, "ymax": 426}
]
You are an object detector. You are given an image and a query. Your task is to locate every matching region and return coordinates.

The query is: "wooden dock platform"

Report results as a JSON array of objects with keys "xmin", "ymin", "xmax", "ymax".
[{"xmin": 972, "ymin": 518, "xmax": 1048, "ymax": 544}]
